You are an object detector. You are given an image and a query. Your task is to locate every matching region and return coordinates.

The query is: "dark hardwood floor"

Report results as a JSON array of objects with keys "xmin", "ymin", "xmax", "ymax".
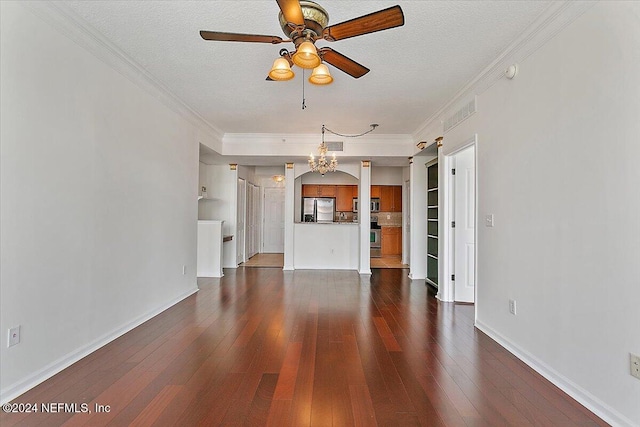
[{"xmin": 1, "ymin": 268, "xmax": 607, "ymax": 426}]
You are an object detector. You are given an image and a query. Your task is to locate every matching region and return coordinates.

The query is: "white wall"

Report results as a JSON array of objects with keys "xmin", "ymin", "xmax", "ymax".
[
  {"xmin": 371, "ymin": 166, "xmax": 404, "ymax": 185},
  {"xmin": 300, "ymin": 170, "xmax": 358, "ymax": 184},
  {"xmin": 442, "ymin": 2, "xmax": 640, "ymax": 425},
  {"xmin": 198, "ymin": 163, "xmax": 238, "ymax": 268},
  {"xmin": 294, "ymin": 224, "xmax": 359, "ymax": 270},
  {"xmin": 0, "ymin": 2, "xmax": 200, "ymax": 402}
]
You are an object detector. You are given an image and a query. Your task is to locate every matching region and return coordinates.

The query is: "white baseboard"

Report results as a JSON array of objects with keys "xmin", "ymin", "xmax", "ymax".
[
  {"xmin": 475, "ymin": 320, "xmax": 636, "ymax": 427},
  {"xmin": 0, "ymin": 287, "xmax": 198, "ymax": 405}
]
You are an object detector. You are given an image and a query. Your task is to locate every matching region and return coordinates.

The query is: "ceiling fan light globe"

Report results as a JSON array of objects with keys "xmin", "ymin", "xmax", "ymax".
[
  {"xmin": 292, "ymin": 41, "xmax": 322, "ymax": 69},
  {"xmin": 268, "ymin": 57, "xmax": 295, "ymax": 81},
  {"xmin": 309, "ymin": 64, "xmax": 333, "ymax": 85}
]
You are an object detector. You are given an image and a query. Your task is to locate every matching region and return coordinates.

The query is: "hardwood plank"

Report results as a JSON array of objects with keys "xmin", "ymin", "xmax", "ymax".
[
  {"xmin": 127, "ymin": 385, "xmax": 182, "ymax": 427},
  {"xmin": 272, "ymin": 342, "xmax": 302, "ymax": 400},
  {"xmin": 246, "ymin": 373, "xmax": 279, "ymax": 426}
]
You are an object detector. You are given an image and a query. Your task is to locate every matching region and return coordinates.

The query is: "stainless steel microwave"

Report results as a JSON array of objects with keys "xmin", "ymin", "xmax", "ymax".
[{"xmin": 353, "ymin": 198, "xmax": 381, "ymax": 212}]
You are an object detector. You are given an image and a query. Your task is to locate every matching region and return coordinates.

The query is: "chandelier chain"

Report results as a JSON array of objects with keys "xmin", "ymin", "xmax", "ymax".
[{"xmin": 323, "ymin": 123, "xmax": 379, "ymax": 138}]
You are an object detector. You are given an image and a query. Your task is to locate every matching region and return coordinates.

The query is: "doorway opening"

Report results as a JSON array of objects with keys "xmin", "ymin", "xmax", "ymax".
[{"xmin": 241, "ymin": 186, "xmax": 284, "ymax": 268}]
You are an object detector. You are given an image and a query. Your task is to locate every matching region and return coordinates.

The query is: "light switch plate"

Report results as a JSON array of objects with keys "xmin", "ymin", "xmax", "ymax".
[
  {"xmin": 8, "ymin": 326, "xmax": 20, "ymax": 347},
  {"xmin": 485, "ymin": 214, "xmax": 494, "ymax": 227},
  {"xmin": 631, "ymin": 353, "xmax": 640, "ymax": 380}
]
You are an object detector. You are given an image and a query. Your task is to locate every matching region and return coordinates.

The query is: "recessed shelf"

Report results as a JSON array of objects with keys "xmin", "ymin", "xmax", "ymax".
[{"xmin": 426, "ymin": 160, "xmax": 439, "ymax": 289}]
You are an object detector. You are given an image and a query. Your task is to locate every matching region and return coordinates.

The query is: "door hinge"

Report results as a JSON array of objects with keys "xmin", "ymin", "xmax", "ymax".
[
  {"xmin": 451, "ymin": 221, "xmax": 455, "ymax": 228},
  {"xmin": 451, "ymin": 168, "xmax": 456, "ymax": 175},
  {"xmin": 451, "ymin": 274, "xmax": 455, "ymax": 281}
]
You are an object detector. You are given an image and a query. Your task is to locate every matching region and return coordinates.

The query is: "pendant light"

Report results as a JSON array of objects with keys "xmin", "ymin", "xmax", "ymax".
[
  {"xmin": 268, "ymin": 57, "xmax": 295, "ymax": 81},
  {"xmin": 292, "ymin": 41, "xmax": 321, "ymax": 69},
  {"xmin": 309, "ymin": 64, "xmax": 333, "ymax": 85}
]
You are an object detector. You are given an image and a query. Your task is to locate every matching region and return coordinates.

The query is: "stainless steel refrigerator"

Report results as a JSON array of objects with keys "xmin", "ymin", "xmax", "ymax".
[{"xmin": 302, "ymin": 198, "xmax": 335, "ymax": 223}]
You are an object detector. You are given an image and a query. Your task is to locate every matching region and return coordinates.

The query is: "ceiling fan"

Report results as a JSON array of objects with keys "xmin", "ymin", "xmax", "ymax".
[{"xmin": 199, "ymin": 0, "xmax": 404, "ymax": 84}]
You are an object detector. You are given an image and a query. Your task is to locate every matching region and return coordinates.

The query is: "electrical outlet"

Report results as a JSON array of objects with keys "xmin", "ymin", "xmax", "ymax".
[
  {"xmin": 509, "ymin": 299, "xmax": 517, "ymax": 315},
  {"xmin": 8, "ymin": 326, "xmax": 20, "ymax": 347},
  {"xmin": 631, "ymin": 353, "xmax": 640, "ymax": 380},
  {"xmin": 182, "ymin": 265, "xmax": 186, "ymax": 275}
]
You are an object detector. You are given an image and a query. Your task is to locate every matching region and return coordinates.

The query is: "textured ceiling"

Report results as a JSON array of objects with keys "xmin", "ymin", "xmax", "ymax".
[{"xmin": 60, "ymin": 0, "xmax": 552, "ymax": 138}]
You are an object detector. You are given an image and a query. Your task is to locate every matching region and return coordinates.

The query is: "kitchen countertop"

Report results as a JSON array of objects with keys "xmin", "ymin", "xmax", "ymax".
[{"xmin": 295, "ymin": 221, "xmax": 359, "ymax": 225}]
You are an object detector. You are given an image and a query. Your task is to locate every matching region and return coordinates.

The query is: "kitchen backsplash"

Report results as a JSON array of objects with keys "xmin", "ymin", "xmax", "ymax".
[
  {"xmin": 376, "ymin": 212, "xmax": 402, "ymax": 226},
  {"xmin": 335, "ymin": 211, "xmax": 357, "ymax": 222}
]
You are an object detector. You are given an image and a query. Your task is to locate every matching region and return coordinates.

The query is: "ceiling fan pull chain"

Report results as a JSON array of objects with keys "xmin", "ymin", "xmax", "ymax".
[{"xmin": 301, "ymin": 69, "xmax": 307, "ymax": 110}]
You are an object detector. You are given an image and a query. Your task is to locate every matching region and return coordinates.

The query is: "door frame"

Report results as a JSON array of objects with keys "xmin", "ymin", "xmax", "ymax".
[
  {"xmin": 237, "ymin": 178, "xmax": 246, "ymax": 265},
  {"xmin": 441, "ymin": 135, "xmax": 478, "ymax": 309}
]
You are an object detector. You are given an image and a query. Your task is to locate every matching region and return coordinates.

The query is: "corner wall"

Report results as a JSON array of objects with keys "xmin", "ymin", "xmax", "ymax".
[
  {"xmin": 1, "ymin": 2, "xmax": 200, "ymax": 401},
  {"xmin": 442, "ymin": 2, "xmax": 640, "ymax": 424}
]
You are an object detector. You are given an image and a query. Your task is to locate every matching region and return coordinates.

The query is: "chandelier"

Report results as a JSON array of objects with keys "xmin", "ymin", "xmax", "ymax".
[
  {"xmin": 308, "ymin": 125, "xmax": 337, "ymax": 175},
  {"xmin": 308, "ymin": 123, "xmax": 380, "ymax": 175}
]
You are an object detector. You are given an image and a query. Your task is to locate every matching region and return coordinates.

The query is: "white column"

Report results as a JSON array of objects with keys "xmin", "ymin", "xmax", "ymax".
[
  {"xmin": 409, "ymin": 157, "xmax": 427, "ymax": 280},
  {"xmin": 223, "ymin": 164, "xmax": 239, "ymax": 269},
  {"xmin": 436, "ymin": 137, "xmax": 452, "ymax": 301},
  {"xmin": 283, "ymin": 162, "xmax": 295, "ymax": 270},
  {"xmin": 359, "ymin": 161, "xmax": 371, "ymax": 275}
]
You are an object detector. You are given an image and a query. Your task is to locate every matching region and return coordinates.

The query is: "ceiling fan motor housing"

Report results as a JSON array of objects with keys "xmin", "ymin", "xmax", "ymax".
[{"xmin": 279, "ymin": 1, "xmax": 329, "ymax": 41}]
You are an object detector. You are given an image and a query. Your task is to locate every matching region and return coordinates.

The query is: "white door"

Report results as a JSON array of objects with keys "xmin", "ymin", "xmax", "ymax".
[
  {"xmin": 237, "ymin": 178, "xmax": 246, "ymax": 265},
  {"xmin": 452, "ymin": 145, "xmax": 475, "ymax": 302},
  {"xmin": 263, "ymin": 187, "xmax": 285, "ymax": 253}
]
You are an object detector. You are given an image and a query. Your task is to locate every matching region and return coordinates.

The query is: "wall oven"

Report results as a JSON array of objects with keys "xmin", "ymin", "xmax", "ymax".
[
  {"xmin": 370, "ymin": 229, "xmax": 381, "ymax": 247},
  {"xmin": 352, "ymin": 198, "xmax": 358, "ymax": 212},
  {"xmin": 370, "ymin": 215, "xmax": 381, "ymax": 248},
  {"xmin": 370, "ymin": 214, "xmax": 381, "ymax": 257}
]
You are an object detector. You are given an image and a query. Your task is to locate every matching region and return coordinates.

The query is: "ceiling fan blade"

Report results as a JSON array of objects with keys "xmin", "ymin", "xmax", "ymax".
[
  {"xmin": 200, "ymin": 31, "xmax": 284, "ymax": 44},
  {"xmin": 276, "ymin": 0, "xmax": 305, "ymax": 26},
  {"xmin": 319, "ymin": 48, "xmax": 369, "ymax": 79},
  {"xmin": 322, "ymin": 5, "xmax": 404, "ymax": 42}
]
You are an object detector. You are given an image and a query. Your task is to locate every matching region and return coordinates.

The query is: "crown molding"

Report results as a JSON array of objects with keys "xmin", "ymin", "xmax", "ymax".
[
  {"xmin": 412, "ymin": 1, "xmax": 595, "ymax": 140},
  {"xmin": 22, "ymin": 1, "xmax": 224, "ymax": 143}
]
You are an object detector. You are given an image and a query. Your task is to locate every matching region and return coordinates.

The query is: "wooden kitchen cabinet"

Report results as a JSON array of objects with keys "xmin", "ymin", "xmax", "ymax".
[
  {"xmin": 353, "ymin": 186, "xmax": 359, "ymax": 198},
  {"xmin": 380, "ymin": 186, "xmax": 394, "ymax": 212},
  {"xmin": 336, "ymin": 185, "xmax": 354, "ymax": 212},
  {"xmin": 392, "ymin": 186, "xmax": 402, "ymax": 212},
  {"xmin": 302, "ymin": 185, "xmax": 336, "ymax": 197},
  {"xmin": 371, "ymin": 185, "xmax": 381, "ymax": 198},
  {"xmin": 317, "ymin": 185, "xmax": 336, "ymax": 197},
  {"xmin": 378, "ymin": 185, "xmax": 402, "ymax": 212},
  {"xmin": 381, "ymin": 226, "xmax": 402, "ymax": 255},
  {"xmin": 302, "ymin": 185, "xmax": 318, "ymax": 197}
]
